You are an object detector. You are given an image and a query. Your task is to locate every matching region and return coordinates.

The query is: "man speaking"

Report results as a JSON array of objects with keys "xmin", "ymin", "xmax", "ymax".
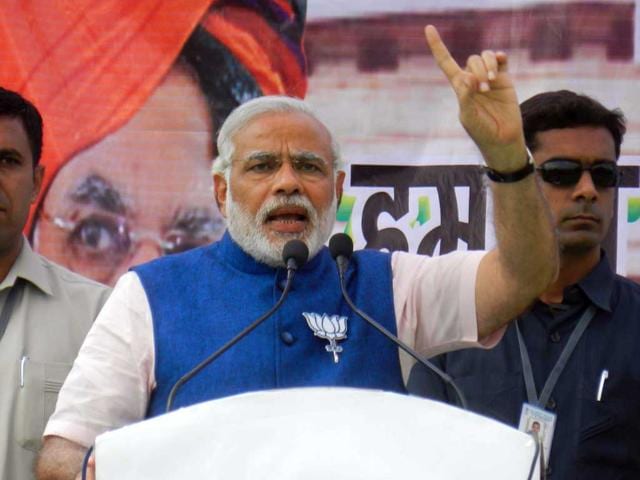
[{"xmin": 36, "ymin": 26, "xmax": 557, "ymax": 480}]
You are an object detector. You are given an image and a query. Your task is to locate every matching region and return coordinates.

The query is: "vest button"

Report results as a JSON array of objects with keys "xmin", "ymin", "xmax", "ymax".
[
  {"xmin": 549, "ymin": 331, "xmax": 561, "ymax": 343},
  {"xmin": 280, "ymin": 331, "xmax": 296, "ymax": 345}
]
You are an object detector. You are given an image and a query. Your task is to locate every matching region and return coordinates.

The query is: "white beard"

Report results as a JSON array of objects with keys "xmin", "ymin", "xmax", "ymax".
[{"xmin": 225, "ymin": 188, "xmax": 337, "ymax": 268}]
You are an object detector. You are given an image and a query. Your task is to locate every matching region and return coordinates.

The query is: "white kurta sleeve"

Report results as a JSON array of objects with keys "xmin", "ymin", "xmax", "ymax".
[
  {"xmin": 43, "ymin": 272, "xmax": 156, "ymax": 447},
  {"xmin": 392, "ymin": 250, "xmax": 491, "ymax": 359}
]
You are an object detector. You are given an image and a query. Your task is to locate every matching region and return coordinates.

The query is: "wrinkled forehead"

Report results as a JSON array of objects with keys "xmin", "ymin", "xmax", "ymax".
[{"xmin": 231, "ymin": 111, "xmax": 335, "ymax": 162}]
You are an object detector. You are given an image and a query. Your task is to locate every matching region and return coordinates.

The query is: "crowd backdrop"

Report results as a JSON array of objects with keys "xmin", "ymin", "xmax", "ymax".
[{"xmin": 1, "ymin": 0, "xmax": 640, "ymax": 286}]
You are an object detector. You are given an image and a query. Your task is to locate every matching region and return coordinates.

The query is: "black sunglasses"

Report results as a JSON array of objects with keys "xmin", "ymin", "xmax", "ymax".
[{"xmin": 536, "ymin": 159, "xmax": 619, "ymax": 188}]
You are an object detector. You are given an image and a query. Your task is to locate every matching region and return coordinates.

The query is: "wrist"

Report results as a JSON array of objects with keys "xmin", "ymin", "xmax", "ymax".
[{"xmin": 484, "ymin": 147, "xmax": 534, "ymax": 183}]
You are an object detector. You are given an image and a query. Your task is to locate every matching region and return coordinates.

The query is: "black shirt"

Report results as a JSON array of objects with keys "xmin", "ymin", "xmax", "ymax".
[{"xmin": 408, "ymin": 254, "xmax": 640, "ymax": 479}]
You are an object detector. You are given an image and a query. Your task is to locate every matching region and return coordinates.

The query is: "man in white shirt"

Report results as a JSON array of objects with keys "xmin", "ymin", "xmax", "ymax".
[{"xmin": 36, "ymin": 26, "xmax": 557, "ymax": 480}]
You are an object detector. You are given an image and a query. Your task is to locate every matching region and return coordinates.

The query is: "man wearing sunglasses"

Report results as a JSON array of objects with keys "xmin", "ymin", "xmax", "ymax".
[{"xmin": 408, "ymin": 90, "xmax": 640, "ymax": 479}]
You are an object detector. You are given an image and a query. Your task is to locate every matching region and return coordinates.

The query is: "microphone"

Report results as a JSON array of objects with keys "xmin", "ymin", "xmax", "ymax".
[
  {"xmin": 329, "ymin": 231, "xmax": 352, "ymax": 276},
  {"xmin": 328, "ymin": 233, "xmax": 468, "ymax": 410},
  {"xmin": 283, "ymin": 239, "xmax": 309, "ymax": 272},
  {"xmin": 166, "ymin": 239, "xmax": 309, "ymax": 412}
]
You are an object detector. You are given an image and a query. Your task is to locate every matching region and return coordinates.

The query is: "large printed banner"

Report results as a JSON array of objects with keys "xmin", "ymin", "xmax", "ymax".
[
  {"xmin": 1, "ymin": 0, "xmax": 640, "ymax": 285},
  {"xmin": 305, "ymin": 0, "xmax": 640, "ymax": 281}
]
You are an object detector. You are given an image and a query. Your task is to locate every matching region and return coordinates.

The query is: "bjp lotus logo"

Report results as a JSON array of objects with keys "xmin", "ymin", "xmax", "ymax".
[{"xmin": 302, "ymin": 312, "xmax": 348, "ymax": 363}]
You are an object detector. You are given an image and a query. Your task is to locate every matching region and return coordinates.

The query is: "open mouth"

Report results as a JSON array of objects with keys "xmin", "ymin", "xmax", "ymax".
[{"xmin": 265, "ymin": 206, "xmax": 309, "ymax": 233}]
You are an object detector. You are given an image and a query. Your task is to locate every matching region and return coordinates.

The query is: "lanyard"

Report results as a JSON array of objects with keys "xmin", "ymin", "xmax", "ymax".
[
  {"xmin": 516, "ymin": 304, "xmax": 597, "ymax": 408},
  {"xmin": 0, "ymin": 279, "xmax": 24, "ymax": 343}
]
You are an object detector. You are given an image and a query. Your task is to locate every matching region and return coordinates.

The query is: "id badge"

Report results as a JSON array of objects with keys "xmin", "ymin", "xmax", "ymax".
[{"xmin": 518, "ymin": 403, "xmax": 556, "ymax": 469}]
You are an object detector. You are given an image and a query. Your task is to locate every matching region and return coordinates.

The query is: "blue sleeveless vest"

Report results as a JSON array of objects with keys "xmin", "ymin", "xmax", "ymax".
[{"xmin": 136, "ymin": 232, "xmax": 405, "ymax": 417}]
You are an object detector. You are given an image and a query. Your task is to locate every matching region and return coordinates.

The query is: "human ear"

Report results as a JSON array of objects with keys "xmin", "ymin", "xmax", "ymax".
[
  {"xmin": 213, "ymin": 174, "xmax": 228, "ymax": 218},
  {"xmin": 335, "ymin": 170, "xmax": 346, "ymax": 205},
  {"xmin": 31, "ymin": 165, "xmax": 44, "ymax": 202}
]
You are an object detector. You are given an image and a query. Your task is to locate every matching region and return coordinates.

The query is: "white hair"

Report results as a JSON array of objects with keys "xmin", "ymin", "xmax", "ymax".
[{"xmin": 211, "ymin": 95, "xmax": 344, "ymax": 180}]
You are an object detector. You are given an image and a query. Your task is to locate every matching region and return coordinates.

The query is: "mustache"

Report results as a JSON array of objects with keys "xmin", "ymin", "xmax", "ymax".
[{"xmin": 256, "ymin": 195, "xmax": 318, "ymax": 225}]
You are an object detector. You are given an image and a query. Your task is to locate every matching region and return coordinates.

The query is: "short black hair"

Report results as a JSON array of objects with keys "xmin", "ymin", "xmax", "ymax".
[
  {"xmin": 521, "ymin": 90, "xmax": 626, "ymax": 158},
  {"xmin": 0, "ymin": 87, "xmax": 43, "ymax": 166}
]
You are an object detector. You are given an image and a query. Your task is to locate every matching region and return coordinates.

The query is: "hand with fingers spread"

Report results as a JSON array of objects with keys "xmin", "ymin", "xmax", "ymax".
[{"xmin": 424, "ymin": 25, "xmax": 526, "ymax": 172}]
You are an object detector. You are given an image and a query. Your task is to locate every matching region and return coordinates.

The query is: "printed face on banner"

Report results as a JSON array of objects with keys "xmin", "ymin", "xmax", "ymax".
[
  {"xmin": 32, "ymin": 66, "xmax": 225, "ymax": 285},
  {"xmin": 532, "ymin": 127, "xmax": 616, "ymax": 256}
]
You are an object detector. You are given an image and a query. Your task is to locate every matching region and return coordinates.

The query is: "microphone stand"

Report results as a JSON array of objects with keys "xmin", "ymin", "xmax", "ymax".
[{"xmin": 335, "ymin": 256, "xmax": 468, "ymax": 410}]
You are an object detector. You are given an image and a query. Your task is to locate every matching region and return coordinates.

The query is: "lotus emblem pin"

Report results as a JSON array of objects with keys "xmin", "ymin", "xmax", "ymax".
[{"xmin": 302, "ymin": 312, "xmax": 348, "ymax": 363}]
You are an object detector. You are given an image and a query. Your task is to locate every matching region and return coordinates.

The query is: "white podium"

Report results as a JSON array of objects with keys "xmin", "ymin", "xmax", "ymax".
[{"xmin": 95, "ymin": 387, "xmax": 540, "ymax": 479}]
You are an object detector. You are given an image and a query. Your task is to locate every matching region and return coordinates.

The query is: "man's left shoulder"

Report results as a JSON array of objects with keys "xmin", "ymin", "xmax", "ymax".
[
  {"xmin": 611, "ymin": 272, "xmax": 640, "ymax": 305},
  {"xmin": 35, "ymin": 253, "xmax": 111, "ymax": 299}
]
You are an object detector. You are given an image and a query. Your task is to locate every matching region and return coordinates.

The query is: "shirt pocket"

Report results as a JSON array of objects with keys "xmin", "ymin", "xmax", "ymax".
[
  {"xmin": 15, "ymin": 359, "xmax": 72, "ymax": 452},
  {"xmin": 577, "ymin": 376, "xmax": 640, "ymax": 473}
]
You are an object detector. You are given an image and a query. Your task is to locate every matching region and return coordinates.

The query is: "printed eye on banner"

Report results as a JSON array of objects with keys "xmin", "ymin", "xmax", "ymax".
[{"xmin": 350, "ymin": 165, "xmax": 487, "ymax": 255}]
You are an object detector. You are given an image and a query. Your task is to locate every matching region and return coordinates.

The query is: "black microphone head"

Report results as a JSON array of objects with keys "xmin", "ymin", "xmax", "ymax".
[
  {"xmin": 329, "ymin": 233, "xmax": 354, "ymax": 261},
  {"xmin": 282, "ymin": 240, "xmax": 309, "ymax": 269}
]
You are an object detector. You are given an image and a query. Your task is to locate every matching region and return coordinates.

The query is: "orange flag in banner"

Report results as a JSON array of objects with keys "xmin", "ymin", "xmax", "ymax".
[{"xmin": 0, "ymin": 1, "xmax": 213, "ymax": 231}]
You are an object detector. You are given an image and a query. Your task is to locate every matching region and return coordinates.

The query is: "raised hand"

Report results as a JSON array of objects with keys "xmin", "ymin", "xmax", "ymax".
[{"xmin": 424, "ymin": 25, "xmax": 526, "ymax": 172}]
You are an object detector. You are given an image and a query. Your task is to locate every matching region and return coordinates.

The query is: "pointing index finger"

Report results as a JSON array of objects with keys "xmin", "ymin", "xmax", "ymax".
[{"xmin": 424, "ymin": 25, "xmax": 461, "ymax": 82}]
